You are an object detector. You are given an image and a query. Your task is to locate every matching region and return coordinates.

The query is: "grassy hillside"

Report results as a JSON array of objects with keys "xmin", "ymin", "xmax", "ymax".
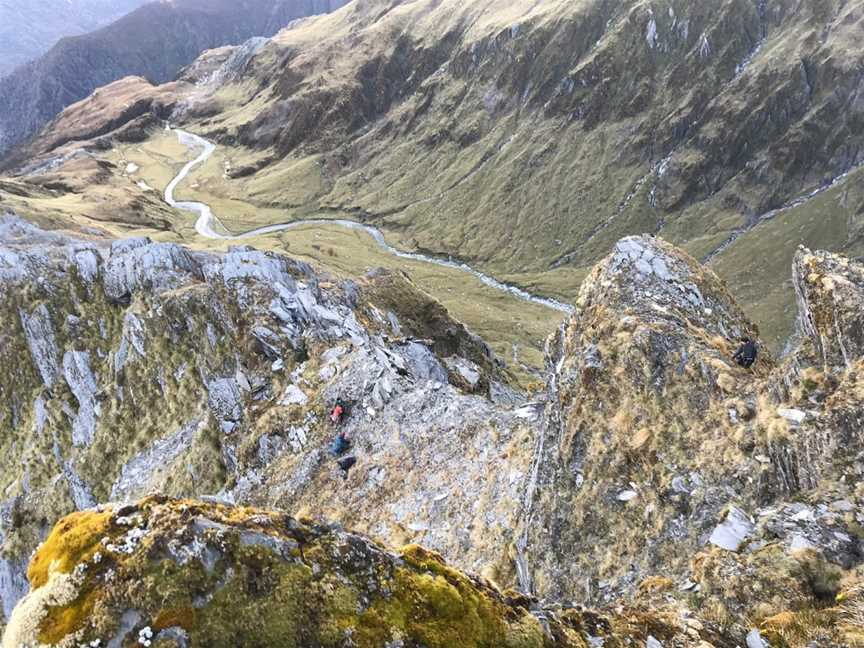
[{"xmin": 4, "ymin": 0, "xmax": 864, "ymax": 352}]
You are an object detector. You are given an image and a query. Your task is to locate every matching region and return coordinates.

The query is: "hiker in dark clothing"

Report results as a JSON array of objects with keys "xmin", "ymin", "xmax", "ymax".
[
  {"xmin": 330, "ymin": 430, "xmax": 351, "ymax": 457},
  {"xmin": 328, "ymin": 398, "xmax": 355, "ymax": 478},
  {"xmin": 337, "ymin": 455, "xmax": 357, "ymax": 479},
  {"xmin": 733, "ymin": 338, "xmax": 758, "ymax": 369}
]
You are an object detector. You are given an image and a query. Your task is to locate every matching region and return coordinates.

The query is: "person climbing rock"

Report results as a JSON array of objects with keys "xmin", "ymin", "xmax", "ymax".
[
  {"xmin": 337, "ymin": 455, "xmax": 357, "ymax": 480},
  {"xmin": 733, "ymin": 337, "xmax": 758, "ymax": 369},
  {"xmin": 330, "ymin": 400, "xmax": 346, "ymax": 425},
  {"xmin": 330, "ymin": 430, "xmax": 351, "ymax": 457}
]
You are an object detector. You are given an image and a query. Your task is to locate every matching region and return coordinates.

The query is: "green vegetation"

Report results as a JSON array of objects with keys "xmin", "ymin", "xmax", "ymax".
[{"xmin": 7, "ymin": 499, "xmax": 572, "ymax": 648}]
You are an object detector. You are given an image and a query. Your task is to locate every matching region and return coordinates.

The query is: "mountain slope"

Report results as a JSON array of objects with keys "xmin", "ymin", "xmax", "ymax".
[
  {"xmin": 0, "ymin": 0, "xmax": 149, "ymax": 78},
  {"xmin": 12, "ymin": 0, "xmax": 861, "ymax": 348},
  {"xmin": 2, "ymin": 213, "xmax": 863, "ymax": 645},
  {"xmin": 0, "ymin": 0, "xmax": 349, "ymax": 157}
]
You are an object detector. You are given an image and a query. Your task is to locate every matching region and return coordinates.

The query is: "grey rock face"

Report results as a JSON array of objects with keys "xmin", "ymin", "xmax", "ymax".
[
  {"xmin": 0, "ymin": 555, "xmax": 28, "ymax": 625},
  {"xmin": 443, "ymin": 355, "xmax": 483, "ymax": 391},
  {"xmin": 207, "ymin": 378, "xmax": 244, "ymax": 433},
  {"xmin": 196, "ymin": 37, "xmax": 270, "ymax": 87},
  {"xmin": 793, "ymin": 247, "xmax": 864, "ymax": 368},
  {"xmin": 62, "ymin": 350, "xmax": 99, "ymax": 447},
  {"xmin": 204, "ymin": 247, "xmax": 305, "ymax": 290},
  {"xmin": 115, "ymin": 312, "xmax": 147, "ymax": 372},
  {"xmin": 70, "ymin": 245, "xmax": 101, "ymax": 285},
  {"xmin": 19, "ymin": 304, "xmax": 59, "ymax": 387},
  {"xmin": 63, "ymin": 460, "xmax": 97, "ymax": 510},
  {"xmin": 400, "ymin": 342, "xmax": 449, "ymax": 384},
  {"xmin": 111, "ymin": 419, "xmax": 201, "ymax": 501},
  {"xmin": 603, "ymin": 236, "xmax": 752, "ymax": 341},
  {"xmin": 745, "ymin": 629, "xmax": 768, "ymax": 648},
  {"xmin": 103, "ymin": 239, "xmax": 201, "ymax": 301}
]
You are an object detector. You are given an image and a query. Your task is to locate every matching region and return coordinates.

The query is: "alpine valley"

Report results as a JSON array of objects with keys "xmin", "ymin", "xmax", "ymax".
[{"xmin": 0, "ymin": 2, "xmax": 863, "ymax": 647}]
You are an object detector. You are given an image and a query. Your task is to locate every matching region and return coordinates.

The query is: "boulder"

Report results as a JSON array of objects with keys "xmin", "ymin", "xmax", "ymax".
[{"xmin": 708, "ymin": 507, "xmax": 755, "ymax": 552}]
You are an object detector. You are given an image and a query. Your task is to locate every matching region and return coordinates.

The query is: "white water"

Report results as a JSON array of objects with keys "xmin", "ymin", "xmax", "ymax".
[{"xmin": 165, "ymin": 129, "xmax": 575, "ymax": 315}]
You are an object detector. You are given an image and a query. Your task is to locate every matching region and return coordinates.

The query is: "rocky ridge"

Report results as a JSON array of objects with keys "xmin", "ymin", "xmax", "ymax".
[
  {"xmin": 0, "ymin": 214, "xmax": 526, "ymax": 630},
  {"xmin": 1, "ymin": 219, "xmax": 863, "ymax": 646}
]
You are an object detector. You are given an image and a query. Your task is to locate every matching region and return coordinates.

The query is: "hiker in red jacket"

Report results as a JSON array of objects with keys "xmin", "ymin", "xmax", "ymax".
[{"xmin": 330, "ymin": 403, "xmax": 345, "ymax": 425}]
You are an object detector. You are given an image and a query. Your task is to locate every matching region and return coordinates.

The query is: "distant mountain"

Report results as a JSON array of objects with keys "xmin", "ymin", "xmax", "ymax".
[
  {"xmin": 0, "ymin": 0, "xmax": 349, "ymax": 157},
  {"xmin": 0, "ymin": 0, "xmax": 149, "ymax": 77}
]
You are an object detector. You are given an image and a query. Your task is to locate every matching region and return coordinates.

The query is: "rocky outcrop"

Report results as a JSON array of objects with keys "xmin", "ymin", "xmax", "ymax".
[
  {"xmin": 515, "ymin": 234, "xmax": 864, "ymax": 644},
  {"xmin": 0, "ymin": 216, "xmax": 528, "ymax": 628},
  {"xmin": 1, "ymin": 497, "xmax": 755, "ymax": 648},
  {"xmin": 358, "ymin": 268, "xmax": 508, "ymax": 396},
  {"xmin": 2, "ymin": 218, "xmax": 864, "ymax": 645},
  {"xmin": 3, "ymin": 498, "xmax": 561, "ymax": 648},
  {"xmin": 793, "ymin": 247, "xmax": 864, "ymax": 370},
  {"xmin": 521, "ymin": 236, "xmax": 770, "ymax": 602}
]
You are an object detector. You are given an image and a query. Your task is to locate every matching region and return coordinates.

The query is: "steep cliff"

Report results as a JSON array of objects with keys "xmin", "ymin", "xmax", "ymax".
[
  {"xmin": 0, "ymin": 215, "xmax": 525, "ymax": 629},
  {"xmin": 2, "ymin": 217, "xmax": 863, "ymax": 646}
]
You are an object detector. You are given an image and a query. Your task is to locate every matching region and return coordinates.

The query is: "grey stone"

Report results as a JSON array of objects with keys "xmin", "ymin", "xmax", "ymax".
[
  {"xmin": 746, "ymin": 629, "xmax": 768, "ymax": 648},
  {"xmin": 63, "ymin": 350, "xmax": 99, "ymax": 447},
  {"xmin": 0, "ymin": 555, "xmax": 28, "ymax": 624},
  {"xmin": 401, "ymin": 342, "xmax": 448, "ymax": 383},
  {"xmin": 111, "ymin": 419, "xmax": 200, "ymax": 501},
  {"xmin": 64, "ymin": 460, "xmax": 97, "ymax": 510},
  {"xmin": 207, "ymin": 378, "xmax": 243, "ymax": 424},
  {"xmin": 71, "ymin": 245, "xmax": 100, "ymax": 285},
  {"xmin": 20, "ymin": 304, "xmax": 59, "ymax": 387},
  {"xmin": 239, "ymin": 530, "xmax": 299, "ymax": 557},
  {"xmin": 205, "ymin": 248, "xmax": 298, "ymax": 290},
  {"xmin": 387, "ymin": 311, "xmax": 402, "ymax": 336},
  {"xmin": 832, "ymin": 499, "xmax": 855, "ymax": 513},
  {"xmin": 443, "ymin": 356, "xmax": 482, "ymax": 389},
  {"xmin": 103, "ymin": 240, "xmax": 200, "ymax": 301},
  {"xmin": 107, "ymin": 609, "xmax": 143, "ymax": 648},
  {"xmin": 777, "ymin": 408, "xmax": 807, "ymax": 425},
  {"xmin": 709, "ymin": 506, "xmax": 755, "ymax": 551},
  {"xmin": 280, "ymin": 385, "xmax": 308, "ymax": 406}
]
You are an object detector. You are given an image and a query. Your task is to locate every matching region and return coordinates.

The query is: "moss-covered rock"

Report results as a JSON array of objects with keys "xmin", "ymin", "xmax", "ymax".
[{"xmin": 2, "ymin": 498, "xmax": 589, "ymax": 648}]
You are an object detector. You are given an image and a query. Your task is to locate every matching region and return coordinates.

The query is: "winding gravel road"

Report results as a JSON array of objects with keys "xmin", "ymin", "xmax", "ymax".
[{"xmin": 165, "ymin": 128, "xmax": 574, "ymax": 314}]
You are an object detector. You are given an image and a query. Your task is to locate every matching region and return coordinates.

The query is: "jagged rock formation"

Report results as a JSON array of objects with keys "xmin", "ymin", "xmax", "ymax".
[
  {"xmin": 2, "ymin": 217, "xmax": 864, "ymax": 646},
  {"xmin": 0, "ymin": 216, "xmax": 525, "ymax": 629},
  {"xmin": 2, "ymin": 498, "xmax": 555, "ymax": 648},
  {"xmin": 517, "ymin": 236, "xmax": 864, "ymax": 643},
  {"xmin": 793, "ymin": 247, "xmax": 864, "ymax": 370},
  {"xmin": 0, "ymin": 0, "xmax": 349, "ymax": 158},
  {"xmin": 522, "ymin": 235, "xmax": 772, "ymax": 601},
  {"xmin": 1, "ymin": 497, "xmax": 748, "ymax": 648}
]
